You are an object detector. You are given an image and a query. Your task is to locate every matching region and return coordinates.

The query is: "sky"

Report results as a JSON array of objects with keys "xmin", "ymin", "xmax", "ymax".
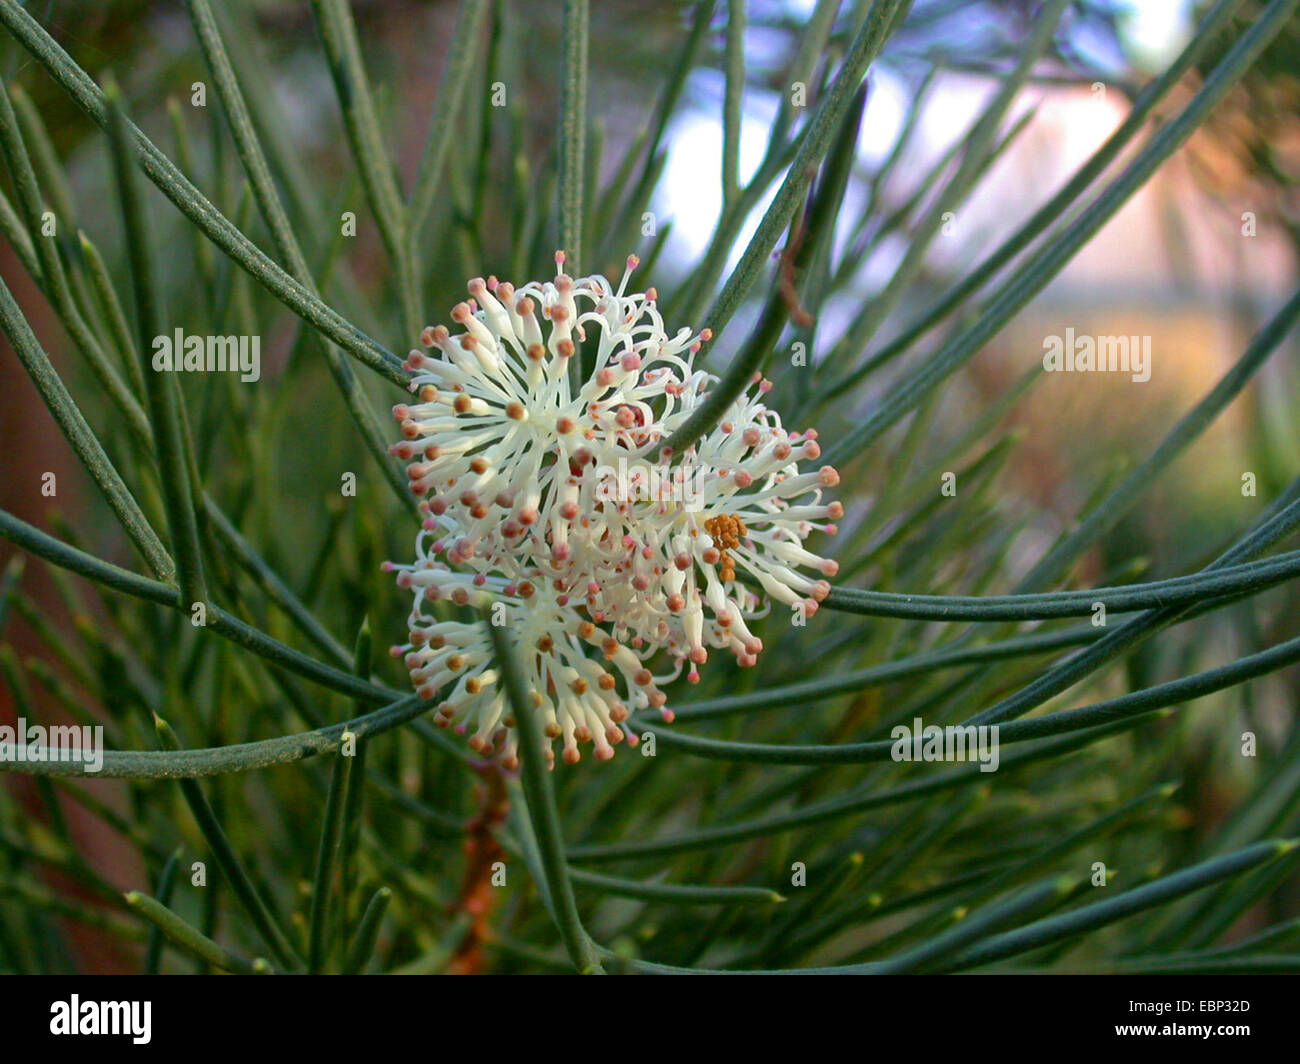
[{"xmin": 654, "ymin": 0, "xmax": 1197, "ymax": 267}]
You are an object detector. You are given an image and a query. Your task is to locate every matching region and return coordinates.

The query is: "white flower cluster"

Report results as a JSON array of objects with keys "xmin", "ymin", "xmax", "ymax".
[{"xmin": 385, "ymin": 253, "xmax": 842, "ymax": 766}]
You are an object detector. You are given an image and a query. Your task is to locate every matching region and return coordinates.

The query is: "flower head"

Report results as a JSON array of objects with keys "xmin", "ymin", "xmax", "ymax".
[{"xmin": 388, "ymin": 254, "xmax": 840, "ymax": 762}]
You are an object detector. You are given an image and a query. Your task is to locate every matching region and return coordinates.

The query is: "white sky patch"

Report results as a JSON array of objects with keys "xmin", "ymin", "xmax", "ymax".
[
  {"xmin": 655, "ymin": 87, "xmax": 778, "ymax": 265},
  {"xmin": 858, "ymin": 66, "xmax": 908, "ymax": 164},
  {"xmin": 1116, "ymin": 0, "xmax": 1193, "ymax": 73},
  {"xmin": 657, "ymin": 65, "xmax": 907, "ymax": 275},
  {"xmin": 651, "ymin": 1, "xmax": 1193, "ymax": 314}
]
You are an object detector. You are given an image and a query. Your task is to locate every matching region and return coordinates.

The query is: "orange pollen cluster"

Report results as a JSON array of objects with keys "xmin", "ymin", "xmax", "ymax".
[{"xmin": 704, "ymin": 514, "xmax": 747, "ymax": 582}]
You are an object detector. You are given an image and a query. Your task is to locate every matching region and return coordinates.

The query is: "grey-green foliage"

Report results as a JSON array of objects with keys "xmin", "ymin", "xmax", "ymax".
[{"xmin": 0, "ymin": 0, "xmax": 1298, "ymax": 974}]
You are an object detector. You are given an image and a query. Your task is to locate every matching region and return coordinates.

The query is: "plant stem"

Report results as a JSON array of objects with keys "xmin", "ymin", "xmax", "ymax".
[
  {"xmin": 106, "ymin": 83, "xmax": 209, "ymax": 613},
  {"xmin": 485, "ymin": 614, "xmax": 604, "ymax": 973}
]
